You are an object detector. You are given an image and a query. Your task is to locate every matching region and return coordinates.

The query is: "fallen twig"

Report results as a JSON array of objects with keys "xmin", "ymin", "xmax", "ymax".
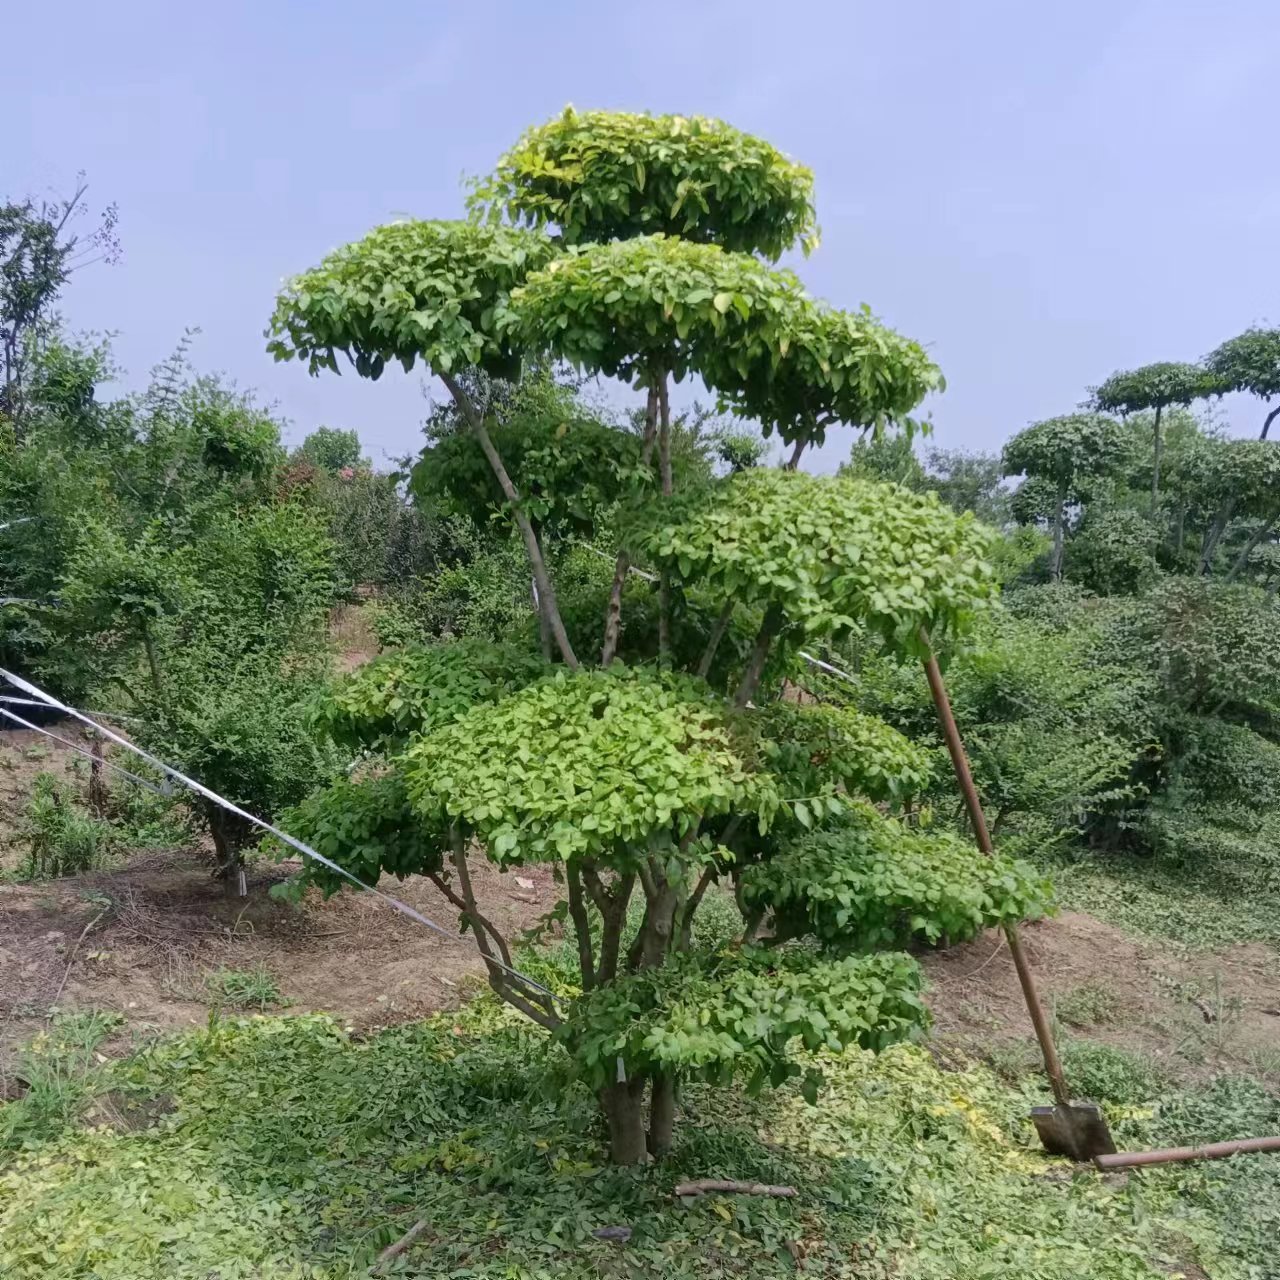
[
  {"xmin": 674, "ymin": 1179, "xmax": 797, "ymax": 1199},
  {"xmin": 372, "ymin": 1218, "xmax": 429, "ymax": 1271},
  {"xmin": 48, "ymin": 909, "xmax": 108, "ymax": 1017}
]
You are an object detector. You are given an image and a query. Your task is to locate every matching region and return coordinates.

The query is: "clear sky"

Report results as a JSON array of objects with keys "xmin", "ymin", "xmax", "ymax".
[{"xmin": 8, "ymin": 0, "xmax": 1277, "ymax": 471}]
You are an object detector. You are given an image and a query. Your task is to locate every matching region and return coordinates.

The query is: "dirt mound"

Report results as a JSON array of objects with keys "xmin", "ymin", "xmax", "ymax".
[{"xmin": 923, "ymin": 910, "xmax": 1280, "ymax": 1086}]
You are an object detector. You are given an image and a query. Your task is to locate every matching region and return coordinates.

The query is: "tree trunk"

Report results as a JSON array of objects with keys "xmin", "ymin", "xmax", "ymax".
[
  {"xmin": 1151, "ymin": 402, "xmax": 1164, "ymax": 510},
  {"xmin": 696, "ymin": 600, "xmax": 734, "ymax": 680},
  {"xmin": 1200, "ymin": 501, "xmax": 1235, "ymax": 574},
  {"xmin": 1225, "ymin": 512, "xmax": 1279, "ymax": 583},
  {"xmin": 600, "ymin": 1081, "xmax": 649, "ymax": 1165},
  {"xmin": 437, "ymin": 370, "xmax": 578, "ymax": 669},
  {"xmin": 531, "ymin": 575, "xmax": 552, "ymax": 662},
  {"xmin": 648, "ymin": 1074, "xmax": 676, "ymax": 1156},
  {"xmin": 600, "ymin": 385, "xmax": 661, "ymax": 667},
  {"xmin": 566, "ymin": 859, "xmax": 595, "ymax": 991},
  {"xmin": 734, "ymin": 603, "xmax": 785, "ymax": 708},
  {"xmin": 657, "ymin": 377, "xmax": 673, "ymax": 665},
  {"xmin": 1262, "ymin": 405, "xmax": 1279, "ymax": 441},
  {"xmin": 1050, "ymin": 485, "xmax": 1067, "ymax": 581},
  {"xmin": 785, "ymin": 438, "xmax": 806, "ymax": 470}
]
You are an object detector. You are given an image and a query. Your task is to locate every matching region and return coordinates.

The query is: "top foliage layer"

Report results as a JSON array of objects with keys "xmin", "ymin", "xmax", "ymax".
[
  {"xmin": 1092, "ymin": 362, "xmax": 1212, "ymax": 414},
  {"xmin": 1205, "ymin": 326, "xmax": 1280, "ymax": 401},
  {"xmin": 266, "ymin": 221, "xmax": 556, "ymax": 381},
  {"xmin": 1002, "ymin": 413, "xmax": 1131, "ymax": 490},
  {"xmin": 642, "ymin": 469, "xmax": 997, "ymax": 651},
  {"xmin": 475, "ymin": 106, "xmax": 818, "ymax": 261}
]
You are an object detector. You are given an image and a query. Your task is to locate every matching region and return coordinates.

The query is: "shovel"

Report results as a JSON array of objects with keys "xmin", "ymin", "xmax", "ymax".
[{"xmin": 920, "ymin": 633, "xmax": 1116, "ymax": 1162}]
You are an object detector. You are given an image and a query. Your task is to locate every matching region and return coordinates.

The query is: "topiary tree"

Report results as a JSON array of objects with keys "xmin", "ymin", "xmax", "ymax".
[
  {"xmin": 1205, "ymin": 326, "xmax": 1280, "ymax": 440},
  {"xmin": 271, "ymin": 108, "xmax": 1048, "ymax": 1165},
  {"xmin": 1001, "ymin": 413, "xmax": 1130, "ymax": 580},
  {"xmin": 1091, "ymin": 362, "xmax": 1211, "ymax": 506}
]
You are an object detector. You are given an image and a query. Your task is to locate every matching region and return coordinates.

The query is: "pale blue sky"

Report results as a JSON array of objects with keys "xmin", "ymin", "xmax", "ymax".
[{"xmin": 8, "ymin": 0, "xmax": 1277, "ymax": 470}]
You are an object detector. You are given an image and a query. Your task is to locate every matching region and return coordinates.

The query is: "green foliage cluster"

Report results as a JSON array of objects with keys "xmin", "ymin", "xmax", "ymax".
[
  {"xmin": 562, "ymin": 948, "xmax": 927, "ymax": 1094},
  {"xmin": 740, "ymin": 802, "xmax": 1053, "ymax": 950},
  {"xmin": 407, "ymin": 668, "xmax": 767, "ymax": 863},
  {"xmin": 753, "ymin": 700, "xmax": 933, "ymax": 808},
  {"xmin": 267, "ymin": 220, "xmax": 556, "ymax": 379},
  {"xmin": 313, "ymin": 637, "xmax": 546, "ymax": 753},
  {"xmin": 644, "ymin": 468, "xmax": 996, "ymax": 650}
]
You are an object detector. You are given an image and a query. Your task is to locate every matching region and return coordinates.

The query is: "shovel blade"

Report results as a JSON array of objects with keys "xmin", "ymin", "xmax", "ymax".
[{"xmin": 1031, "ymin": 1103, "xmax": 1117, "ymax": 1161}]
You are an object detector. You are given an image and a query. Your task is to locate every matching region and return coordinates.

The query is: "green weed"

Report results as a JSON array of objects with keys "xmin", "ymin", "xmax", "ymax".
[
  {"xmin": 14, "ymin": 773, "xmax": 115, "ymax": 879},
  {"xmin": 204, "ymin": 966, "xmax": 287, "ymax": 1010},
  {"xmin": 0, "ymin": 1010, "xmax": 123, "ymax": 1151},
  {"xmin": 1055, "ymin": 981, "xmax": 1121, "ymax": 1028}
]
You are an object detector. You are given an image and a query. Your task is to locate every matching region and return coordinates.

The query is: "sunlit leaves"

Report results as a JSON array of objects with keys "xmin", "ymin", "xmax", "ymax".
[
  {"xmin": 267, "ymin": 220, "xmax": 557, "ymax": 381},
  {"xmin": 642, "ymin": 469, "xmax": 997, "ymax": 652},
  {"xmin": 476, "ymin": 106, "xmax": 819, "ymax": 260},
  {"xmin": 405, "ymin": 667, "xmax": 772, "ymax": 864},
  {"xmin": 511, "ymin": 235, "xmax": 940, "ymax": 446}
]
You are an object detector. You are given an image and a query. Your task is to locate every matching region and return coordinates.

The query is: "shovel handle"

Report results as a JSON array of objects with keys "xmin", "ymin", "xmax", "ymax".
[{"xmin": 921, "ymin": 634, "xmax": 1073, "ymax": 1108}]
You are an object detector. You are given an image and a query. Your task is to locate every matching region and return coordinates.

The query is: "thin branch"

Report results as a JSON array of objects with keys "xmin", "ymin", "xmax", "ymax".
[
  {"xmin": 674, "ymin": 1180, "xmax": 796, "ymax": 1199},
  {"xmin": 657, "ymin": 375, "xmax": 673, "ymax": 664},
  {"xmin": 678, "ymin": 865, "xmax": 717, "ymax": 951},
  {"xmin": 437, "ymin": 370, "xmax": 578, "ymax": 668},
  {"xmin": 601, "ymin": 386, "xmax": 660, "ymax": 667}
]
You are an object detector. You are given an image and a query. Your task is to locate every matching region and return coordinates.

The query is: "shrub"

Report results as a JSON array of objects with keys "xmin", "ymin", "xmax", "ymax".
[{"xmin": 15, "ymin": 773, "xmax": 115, "ymax": 879}]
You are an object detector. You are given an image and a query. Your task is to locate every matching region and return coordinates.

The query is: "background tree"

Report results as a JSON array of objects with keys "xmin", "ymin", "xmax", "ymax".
[
  {"xmin": 1205, "ymin": 326, "xmax": 1280, "ymax": 440},
  {"xmin": 1001, "ymin": 413, "xmax": 1129, "ymax": 580},
  {"xmin": 1091, "ymin": 361, "xmax": 1210, "ymax": 507},
  {"xmin": 0, "ymin": 177, "xmax": 120, "ymax": 428},
  {"xmin": 295, "ymin": 425, "xmax": 363, "ymax": 472}
]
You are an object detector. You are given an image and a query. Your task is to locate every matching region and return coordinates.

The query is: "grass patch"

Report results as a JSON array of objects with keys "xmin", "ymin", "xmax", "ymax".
[
  {"xmin": 0, "ymin": 1010, "xmax": 123, "ymax": 1152},
  {"xmin": 1041, "ymin": 850, "xmax": 1280, "ymax": 950},
  {"xmin": 0, "ymin": 995, "xmax": 1262, "ymax": 1279},
  {"xmin": 1055, "ymin": 981, "xmax": 1121, "ymax": 1028},
  {"xmin": 204, "ymin": 966, "xmax": 287, "ymax": 1010}
]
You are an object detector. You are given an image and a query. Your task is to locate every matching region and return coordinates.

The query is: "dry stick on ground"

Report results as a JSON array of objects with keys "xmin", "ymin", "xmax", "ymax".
[
  {"xmin": 372, "ymin": 1219, "xmax": 430, "ymax": 1272},
  {"xmin": 674, "ymin": 1180, "xmax": 797, "ymax": 1199},
  {"xmin": 48, "ymin": 908, "xmax": 108, "ymax": 1017}
]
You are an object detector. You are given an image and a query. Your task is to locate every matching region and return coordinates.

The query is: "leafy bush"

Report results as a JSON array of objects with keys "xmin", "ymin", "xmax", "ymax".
[
  {"xmin": 741, "ymin": 803, "xmax": 1053, "ymax": 951},
  {"xmin": 14, "ymin": 773, "xmax": 115, "ymax": 879},
  {"xmin": 1059, "ymin": 1039, "xmax": 1167, "ymax": 1105}
]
